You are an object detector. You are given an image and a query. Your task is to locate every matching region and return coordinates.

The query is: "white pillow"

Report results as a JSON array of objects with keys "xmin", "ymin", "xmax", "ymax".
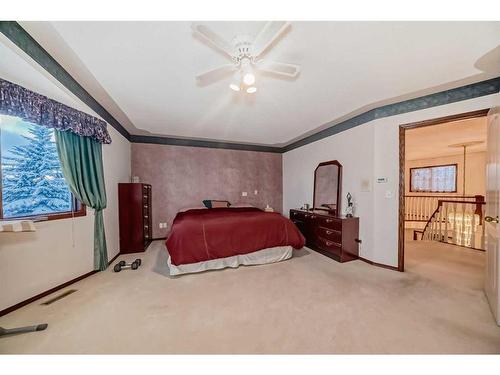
[
  {"xmin": 230, "ymin": 203, "xmax": 255, "ymax": 208},
  {"xmin": 178, "ymin": 206, "xmax": 207, "ymax": 213}
]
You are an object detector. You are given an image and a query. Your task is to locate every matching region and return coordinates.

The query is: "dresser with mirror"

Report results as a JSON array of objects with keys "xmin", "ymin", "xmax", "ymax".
[{"xmin": 290, "ymin": 160, "xmax": 360, "ymax": 262}]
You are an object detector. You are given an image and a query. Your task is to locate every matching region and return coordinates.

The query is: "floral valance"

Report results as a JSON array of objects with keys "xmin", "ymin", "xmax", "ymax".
[{"xmin": 0, "ymin": 78, "xmax": 111, "ymax": 144}]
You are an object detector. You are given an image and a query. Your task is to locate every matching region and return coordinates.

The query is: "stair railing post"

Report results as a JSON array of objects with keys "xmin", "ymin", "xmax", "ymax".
[{"xmin": 443, "ymin": 201, "xmax": 449, "ymax": 244}]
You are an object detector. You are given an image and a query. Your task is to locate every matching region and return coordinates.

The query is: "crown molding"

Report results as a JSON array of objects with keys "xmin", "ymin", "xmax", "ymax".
[
  {"xmin": 0, "ymin": 21, "xmax": 131, "ymax": 141},
  {"xmin": 2, "ymin": 21, "xmax": 499, "ymax": 155},
  {"xmin": 129, "ymin": 134, "xmax": 282, "ymax": 153},
  {"xmin": 282, "ymin": 76, "xmax": 500, "ymax": 152}
]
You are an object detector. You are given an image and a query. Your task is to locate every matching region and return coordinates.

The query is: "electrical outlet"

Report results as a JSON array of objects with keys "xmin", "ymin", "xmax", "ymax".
[
  {"xmin": 159, "ymin": 223, "xmax": 163, "ymax": 228},
  {"xmin": 242, "ymin": 192, "xmax": 248, "ymax": 197},
  {"xmin": 254, "ymin": 190, "xmax": 258, "ymax": 195}
]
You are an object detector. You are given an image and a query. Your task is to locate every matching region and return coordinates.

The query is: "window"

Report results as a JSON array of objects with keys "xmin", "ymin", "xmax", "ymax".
[
  {"xmin": 0, "ymin": 115, "xmax": 85, "ymax": 220},
  {"xmin": 410, "ymin": 164, "xmax": 457, "ymax": 193}
]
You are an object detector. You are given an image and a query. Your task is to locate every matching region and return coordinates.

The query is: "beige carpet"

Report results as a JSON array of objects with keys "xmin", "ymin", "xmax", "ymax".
[{"xmin": 1, "ymin": 240, "xmax": 499, "ymax": 354}]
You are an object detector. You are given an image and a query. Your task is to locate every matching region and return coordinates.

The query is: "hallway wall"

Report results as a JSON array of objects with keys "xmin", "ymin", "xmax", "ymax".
[{"xmin": 405, "ymin": 151, "xmax": 486, "ymax": 196}]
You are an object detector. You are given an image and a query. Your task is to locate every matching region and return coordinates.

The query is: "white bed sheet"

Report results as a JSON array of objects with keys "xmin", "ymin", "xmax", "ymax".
[{"xmin": 166, "ymin": 245, "xmax": 293, "ymax": 276}]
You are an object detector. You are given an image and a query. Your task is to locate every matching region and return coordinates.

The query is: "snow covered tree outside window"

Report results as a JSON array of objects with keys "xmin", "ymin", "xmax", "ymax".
[{"xmin": 0, "ymin": 114, "xmax": 74, "ymax": 219}]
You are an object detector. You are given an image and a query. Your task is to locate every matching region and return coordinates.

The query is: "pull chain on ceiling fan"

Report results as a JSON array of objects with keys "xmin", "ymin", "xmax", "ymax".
[{"xmin": 192, "ymin": 21, "xmax": 301, "ymax": 94}]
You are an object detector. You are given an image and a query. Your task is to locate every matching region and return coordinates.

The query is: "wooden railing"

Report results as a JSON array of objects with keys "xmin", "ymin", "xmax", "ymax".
[
  {"xmin": 405, "ymin": 195, "xmax": 482, "ymax": 222},
  {"xmin": 415, "ymin": 197, "xmax": 486, "ymax": 250}
]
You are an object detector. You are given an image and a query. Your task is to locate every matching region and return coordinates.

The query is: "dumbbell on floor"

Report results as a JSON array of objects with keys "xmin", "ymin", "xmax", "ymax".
[{"xmin": 114, "ymin": 259, "xmax": 142, "ymax": 272}]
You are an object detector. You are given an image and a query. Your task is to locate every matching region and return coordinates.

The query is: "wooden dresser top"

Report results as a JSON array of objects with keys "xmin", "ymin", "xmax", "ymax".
[{"xmin": 290, "ymin": 208, "xmax": 358, "ymax": 221}]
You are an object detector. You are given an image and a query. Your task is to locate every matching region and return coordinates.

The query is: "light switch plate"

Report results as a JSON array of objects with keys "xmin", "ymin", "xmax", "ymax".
[
  {"xmin": 254, "ymin": 190, "xmax": 258, "ymax": 195},
  {"xmin": 242, "ymin": 192, "xmax": 248, "ymax": 196}
]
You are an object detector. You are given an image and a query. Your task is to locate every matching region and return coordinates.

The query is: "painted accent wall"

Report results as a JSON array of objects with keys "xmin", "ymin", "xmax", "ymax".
[
  {"xmin": 405, "ymin": 152, "xmax": 486, "ymax": 197},
  {"xmin": 283, "ymin": 93, "xmax": 499, "ymax": 268},
  {"xmin": 0, "ymin": 126, "xmax": 131, "ymax": 311},
  {"xmin": 131, "ymin": 143, "xmax": 283, "ymax": 239}
]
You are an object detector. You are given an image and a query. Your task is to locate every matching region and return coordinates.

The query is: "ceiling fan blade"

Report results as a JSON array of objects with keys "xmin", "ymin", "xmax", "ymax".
[
  {"xmin": 195, "ymin": 64, "xmax": 237, "ymax": 85},
  {"xmin": 252, "ymin": 21, "xmax": 290, "ymax": 58},
  {"xmin": 257, "ymin": 60, "xmax": 300, "ymax": 78},
  {"xmin": 191, "ymin": 23, "xmax": 234, "ymax": 58}
]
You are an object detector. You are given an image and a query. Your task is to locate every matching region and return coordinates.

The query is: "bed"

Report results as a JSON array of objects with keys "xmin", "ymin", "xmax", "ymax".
[{"xmin": 165, "ymin": 206, "xmax": 305, "ymax": 275}]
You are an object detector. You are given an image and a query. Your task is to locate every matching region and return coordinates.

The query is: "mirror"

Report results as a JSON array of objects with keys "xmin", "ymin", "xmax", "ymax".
[{"xmin": 313, "ymin": 160, "xmax": 342, "ymax": 216}]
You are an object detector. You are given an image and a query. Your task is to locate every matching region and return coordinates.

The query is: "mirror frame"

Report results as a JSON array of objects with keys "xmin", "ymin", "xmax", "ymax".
[{"xmin": 313, "ymin": 160, "xmax": 342, "ymax": 216}]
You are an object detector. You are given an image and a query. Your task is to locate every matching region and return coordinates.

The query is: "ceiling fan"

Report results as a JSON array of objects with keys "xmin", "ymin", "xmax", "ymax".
[{"xmin": 192, "ymin": 21, "xmax": 300, "ymax": 94}]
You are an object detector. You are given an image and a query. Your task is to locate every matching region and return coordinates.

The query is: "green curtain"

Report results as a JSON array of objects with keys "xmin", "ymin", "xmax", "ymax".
[{"xmin": 55, "ymin": 130, "xmax": 108, "ymax": 271}]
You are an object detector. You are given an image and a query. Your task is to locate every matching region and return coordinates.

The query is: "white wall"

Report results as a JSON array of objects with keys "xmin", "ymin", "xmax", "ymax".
[
  {"xmin": 283, "ymin": 93, "xmax": 499, "ymax": 268},
  {"xmin": 0, "ymin": 126, "xmax": 130, "ymax": 311},
  {"xmin": 283, "ymin": 122, "xmax": 375, "ymax": 261},
  {"xmin": 405, "ymin": 152, "xmax": 486, "ymax": 196}
]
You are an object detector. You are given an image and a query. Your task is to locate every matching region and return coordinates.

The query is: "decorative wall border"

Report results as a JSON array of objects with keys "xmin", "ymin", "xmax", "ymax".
[
  {"xmin": 0, "ymin": 21, "xmax": 131, "ymax": 141},
  {"xmin": 1, "ymin": 21, "xmax": 499, "ymax": 154},
  {"xmin": 129, "ymin": 134, "xmax": 282, "ymax": 153},
  {"xmin": 282, "ymin": 77, "xmax": 500, "ymax": 152}
]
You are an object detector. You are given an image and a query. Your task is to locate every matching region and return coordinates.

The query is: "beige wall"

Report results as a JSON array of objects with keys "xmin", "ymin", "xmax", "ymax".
[
  {"xmin": 0, "ymin": 126, "xmax": 131, "ymax": 311},
  {"xmin": 283, "ymin": 93, "xmax": 499, "ymax": 267},
  {"xmin": 405, "ymin": 152, "xmax": 486, "ymax": 196}
]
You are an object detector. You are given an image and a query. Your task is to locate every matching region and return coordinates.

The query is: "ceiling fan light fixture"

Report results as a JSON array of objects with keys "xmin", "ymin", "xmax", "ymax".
[
  {"xmin": 243, "ymin": 72, "xmax": 256, "ymax": 86},
  {"xmin": 192, "ymin": 22, "xmax": 300, "ymax": 94},
  {"xmin": 229, "ymin": 71, "xmax": 242, "ymax": 91},
  {"xmin": 229, "ymin": 83, "xmax": 240, "ymax": 92}
]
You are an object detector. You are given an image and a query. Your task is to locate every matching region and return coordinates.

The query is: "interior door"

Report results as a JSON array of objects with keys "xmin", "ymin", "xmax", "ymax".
[{"xmin": 485, "ymin": 102, "xmax": 500, "ymax": 325}]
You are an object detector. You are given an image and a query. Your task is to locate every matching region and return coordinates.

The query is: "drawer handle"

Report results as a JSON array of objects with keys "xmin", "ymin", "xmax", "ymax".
[
  {"xmin": 326, "ymin": 240, "xmax": 332, "ymax": 246},
  {"xmin": 326, "ymin": 230, "xmax": 332, "ymax": 235},
  {"xmin": 326, "ymin": 219, "xmax": 333, "ymax": 223},
  {"xmin": 310, "ymin": 215, "xmax": 315, "ymax": 219}
]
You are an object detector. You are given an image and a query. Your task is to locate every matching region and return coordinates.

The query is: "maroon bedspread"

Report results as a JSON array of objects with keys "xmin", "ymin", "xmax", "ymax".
[{"xmin": 166, "ymin": 207, "xmax": 305, "ymax": 266}]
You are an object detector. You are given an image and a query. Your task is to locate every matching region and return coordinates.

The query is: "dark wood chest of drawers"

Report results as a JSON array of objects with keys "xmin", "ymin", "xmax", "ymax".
[
  {"xmin": 118, "ymin": 183, "xmax": 152, "ymax": 253},
  {"xmin": 290, "ymin": 209, "xmax": 359, "ymax": 262}
]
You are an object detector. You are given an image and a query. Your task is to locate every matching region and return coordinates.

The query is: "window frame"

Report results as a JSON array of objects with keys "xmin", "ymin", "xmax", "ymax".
[
  {"xmin": 409, "ymin": 163, "xmax": 458, "ymax": 193},
  {"xmin": 0, "ymin": 122, "xmax": 87, "ymax": 221}
]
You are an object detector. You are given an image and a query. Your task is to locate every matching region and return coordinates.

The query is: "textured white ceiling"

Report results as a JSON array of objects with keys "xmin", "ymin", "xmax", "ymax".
[
  {"xmin": 405, "ymin": 117, "xmax": 487, "ymax": 161},
  {"xmin": 9, "ymin": 22, "xmax": 500, "ymax": 145}
]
